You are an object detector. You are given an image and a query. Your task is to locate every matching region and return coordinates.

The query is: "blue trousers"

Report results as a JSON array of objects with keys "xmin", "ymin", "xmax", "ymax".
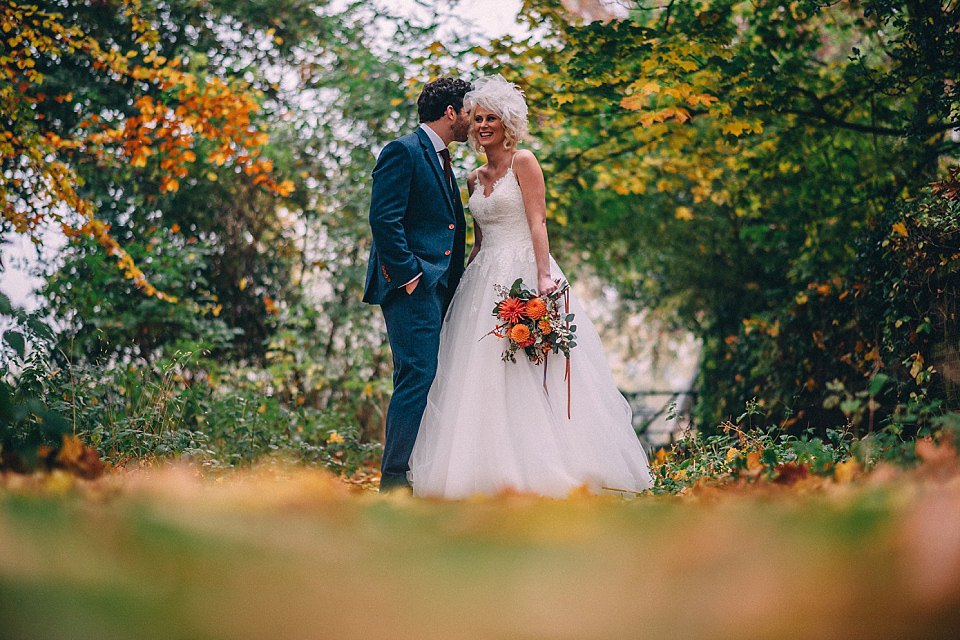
[{"xmin": 379, "ymin": 280, "xmax": 450, "ymax": 491}]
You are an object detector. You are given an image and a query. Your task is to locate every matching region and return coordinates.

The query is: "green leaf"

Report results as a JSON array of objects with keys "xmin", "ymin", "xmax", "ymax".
[
  {"xmin": 3, "ymin": 330, "xmax": 25, "ymax": 359},
  {"xmin": 26, "ymin": 318, "xmax": 54, "ymax": 340},
  {"xmin": 0, "ymin": 381, "xmax": 13, "ymax": 426},
  {"xmin": 868, "ymin": 373, "xmax": 889, "ymax": 396},
  {"xmin": 39, "ymin": 409, "xmax": 71, "ymax": 436}
]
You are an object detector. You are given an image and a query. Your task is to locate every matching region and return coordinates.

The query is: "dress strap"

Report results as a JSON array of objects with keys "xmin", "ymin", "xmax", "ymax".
[{"xmin": 510, "ymin": 153, "xmax": 517, "ymax": 170}]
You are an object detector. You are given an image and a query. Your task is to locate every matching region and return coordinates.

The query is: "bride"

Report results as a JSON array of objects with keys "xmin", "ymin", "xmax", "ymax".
[{"xmin": 407, "ymin": 75, "xmax": 653, "ymax": 499}]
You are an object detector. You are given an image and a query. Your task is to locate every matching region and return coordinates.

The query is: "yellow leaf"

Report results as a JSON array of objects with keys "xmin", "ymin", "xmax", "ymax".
[
  {"xmin": 555, "ymin": 93, "xmax": 575, "ymax": 106},
  {"xmin": 721, "ymin": 120, "xmax": 748, "ymax": 136},
  {"xmin": 910, "ymin": 355, "xmax": 924, "ymax": 379},
  {"xmin": 892, "ymin": 222, "xmax": 907, "ymax": 237},
  {"xmin": 654, "ymin": 448, "xmax": 670, "ymax": 465},
  {"xmin": 834, "ymin": 458, "xmax": 858, "ymax": 484},
  {"xmin": 45, "ymin": 469, "xmax": 74, "ymax": 494},
  {"xmin": 675, "ymin": 206, "xmax": 694, "ymax": 220},
  {"xmin": 56, "ymin": 435, "xmax": 86, "ymax": 467},
  {"xmin": 766, "ymin": 320, "xmax": 780, "ymax": 338},
  {"xmin": 640, "ymin": 80, "xmax": 660, "ymax": 95},
  {"xmin": 689, "ymin": 93, "xmax": 718, "ymax": 107}
]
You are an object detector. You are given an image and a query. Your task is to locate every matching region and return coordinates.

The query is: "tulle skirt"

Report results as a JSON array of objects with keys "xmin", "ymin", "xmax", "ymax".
[{"xmin": 407, "ymin": 242, "xmax": 653, "ymax": 499}]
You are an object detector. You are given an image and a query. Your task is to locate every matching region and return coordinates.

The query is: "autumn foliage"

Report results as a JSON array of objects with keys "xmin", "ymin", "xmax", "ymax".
[{"xmin": 1, "ymin": 0, "xmax": 292, "ymax": 298}]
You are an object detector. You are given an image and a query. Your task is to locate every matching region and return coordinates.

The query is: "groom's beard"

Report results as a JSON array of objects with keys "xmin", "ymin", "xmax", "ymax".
[{"xmin": 452, "ymin": 119, "xmax": 470, "ymax": 143}]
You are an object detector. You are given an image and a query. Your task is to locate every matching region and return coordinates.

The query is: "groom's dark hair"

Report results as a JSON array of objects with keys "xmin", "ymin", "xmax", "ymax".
[{"xmin": 417, "ymin": 77, "xmax": 473, "ymax": 123}]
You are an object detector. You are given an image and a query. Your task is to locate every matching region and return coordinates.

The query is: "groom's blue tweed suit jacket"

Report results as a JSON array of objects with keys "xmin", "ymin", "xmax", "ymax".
[{"xmin": 363, "ymin": 128, "xmax": 466, "ymax": 305}]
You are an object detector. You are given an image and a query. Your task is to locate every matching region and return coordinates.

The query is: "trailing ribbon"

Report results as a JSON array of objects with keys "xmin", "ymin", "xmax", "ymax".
[
  {"xmin": 543, "ymin": 352, "xmax": 549, "ymax": 395},
  {"xmin": 541, "ymin": 288, "xmax": 572, "ymax": 419},
  {"xmin": 564, "ymin": 287, "xmax": 571, "ymax": 419}
]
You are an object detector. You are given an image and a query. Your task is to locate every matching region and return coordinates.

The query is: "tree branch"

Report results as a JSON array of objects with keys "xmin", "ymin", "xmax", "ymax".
[
  {"xmin": 771, "ymin": 106, "xmax": 959, "ymax": 137},
  {"xmin": 661, "ymin": 0, "xmax": 676, "ymax": 34}
]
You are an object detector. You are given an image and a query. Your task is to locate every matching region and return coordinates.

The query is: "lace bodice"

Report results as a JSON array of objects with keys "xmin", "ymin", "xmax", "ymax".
[{"xmin": 468, "ymin": 167, "xmax": 532, "ymax": 251}]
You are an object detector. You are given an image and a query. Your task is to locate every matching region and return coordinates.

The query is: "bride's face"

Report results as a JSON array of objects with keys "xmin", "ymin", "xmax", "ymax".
[{"xmin": 473, "ymin": 107, "xmax": 505, "ymax": 150}]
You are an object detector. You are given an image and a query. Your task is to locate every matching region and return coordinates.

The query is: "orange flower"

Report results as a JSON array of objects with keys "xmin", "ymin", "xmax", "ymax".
[
  {"xmin": 508, "ymin": 323, "xmax": 535, "ymax": 347},
  {"xmin": 524, "ymin": 297, "xmax": 547, "ymax": 319},
  {"xmin": 538, "ymin": 319, "xmax": 552, "ymax": 335},
  {"xmin": 497, "ymin": 297, "xmax": 526, "ymax": 323}
]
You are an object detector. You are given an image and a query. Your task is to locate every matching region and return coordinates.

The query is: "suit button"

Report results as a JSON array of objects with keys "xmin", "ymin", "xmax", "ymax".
[
  {"xmin": 444, "ymin": 250, "xmax": 451, "ymax": 256},
  {"xmin": 448, "ymin": 224, "xmax": 455, "ymax": 230}
]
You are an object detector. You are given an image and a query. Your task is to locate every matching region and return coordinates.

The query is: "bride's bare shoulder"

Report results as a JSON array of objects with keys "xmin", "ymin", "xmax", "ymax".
[
  {"xmin": 513, "ymin": 149, "xmax": 538, "ymax": 164},
  {"xmin": 512, "ymin": 150, "xmax": 543, "ymax": 178}
]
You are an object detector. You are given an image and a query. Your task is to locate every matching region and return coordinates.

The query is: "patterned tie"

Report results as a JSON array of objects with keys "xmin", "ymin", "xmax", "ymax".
[{"xmin": 439, "ymin": 148, "xmax": 454, "ymax": 192}]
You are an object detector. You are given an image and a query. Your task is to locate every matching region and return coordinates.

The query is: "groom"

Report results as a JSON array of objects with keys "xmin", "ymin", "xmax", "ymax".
[{"xmin": 363, "ymin": 77, "xmax": 473, "ymax": 492}]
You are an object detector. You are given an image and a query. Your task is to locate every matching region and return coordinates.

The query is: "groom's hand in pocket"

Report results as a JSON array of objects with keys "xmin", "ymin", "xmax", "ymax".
[{"xmin": 404, "ymin": 276, "xmax": 420, "ymax": 295}]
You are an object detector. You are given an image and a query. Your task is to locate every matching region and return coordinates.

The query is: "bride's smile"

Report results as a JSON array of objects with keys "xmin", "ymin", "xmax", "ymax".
[{"xmin": 474, "ymin": 107, "xmax": 505, "ymax": 148}]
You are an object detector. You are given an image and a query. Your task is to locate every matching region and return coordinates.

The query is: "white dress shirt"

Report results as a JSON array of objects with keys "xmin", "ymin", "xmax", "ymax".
[{"xmin": 420, "ymin": 122, "xmax": 448, "ymax": 165}]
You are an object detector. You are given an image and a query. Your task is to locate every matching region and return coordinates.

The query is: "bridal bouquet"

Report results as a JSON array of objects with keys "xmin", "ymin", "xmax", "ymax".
[{"xmin": 487, "ymin": 278, "xmax": 577, "ymax": 364}]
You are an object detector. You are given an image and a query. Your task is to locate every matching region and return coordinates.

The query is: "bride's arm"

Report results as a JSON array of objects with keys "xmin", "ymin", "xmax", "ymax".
[
  {"xmin": 466, "ymin": 170, "xmax": 483, "ymax": 265},
  {"xmin": 514, "ymin": 150, "xmax": 557, "ymax": 295}
]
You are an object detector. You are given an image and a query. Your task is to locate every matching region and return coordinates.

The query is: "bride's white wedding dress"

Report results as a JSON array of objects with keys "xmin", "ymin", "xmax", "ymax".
[{"xmin": 407, "ymin": 164, "xmax": 653, "ymax": 499}]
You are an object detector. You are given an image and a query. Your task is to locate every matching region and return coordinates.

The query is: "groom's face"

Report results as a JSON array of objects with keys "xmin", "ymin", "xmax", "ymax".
[{"xmin": 450, "ymin": 106, "xmax": 471, "ymax": 143}]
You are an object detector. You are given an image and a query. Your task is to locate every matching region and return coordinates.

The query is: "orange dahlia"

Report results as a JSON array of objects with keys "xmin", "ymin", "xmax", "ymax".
[
  {"xmin": 508, "ymin": 323, "xmax": 535, "ymax": 347},
  {"xmin": 538, "ymin": 319, "xmax": 552, "ymax": 335},
  {"xmin": 524, "ymin": 297, "xmax": 548, "ymax": 319},
  {"xmin": 497, "ymin": 297, "xmax": 527, "ymax": 323}
]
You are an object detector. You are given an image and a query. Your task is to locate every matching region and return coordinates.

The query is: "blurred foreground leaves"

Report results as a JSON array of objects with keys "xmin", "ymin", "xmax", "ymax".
[{"xmin": 2, "ymin": 453, "xmax": 959, "ymax": 640}]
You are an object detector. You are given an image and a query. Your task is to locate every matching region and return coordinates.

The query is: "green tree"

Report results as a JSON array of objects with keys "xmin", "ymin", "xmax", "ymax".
[{"xmin": 489, "ymin": 0, "xmax": 959, "ymax": 431}]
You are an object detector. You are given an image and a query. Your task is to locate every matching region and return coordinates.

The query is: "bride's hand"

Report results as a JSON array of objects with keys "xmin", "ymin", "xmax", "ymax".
[{"xmin": 538, "ymin": 275, "xmax": 558, "ymax": 296}]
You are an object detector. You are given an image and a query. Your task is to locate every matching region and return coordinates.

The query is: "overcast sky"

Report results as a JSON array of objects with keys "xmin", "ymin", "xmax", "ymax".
[{"xmin": 451, "ymin": 0, "xmax": 523, "ymax": 37}]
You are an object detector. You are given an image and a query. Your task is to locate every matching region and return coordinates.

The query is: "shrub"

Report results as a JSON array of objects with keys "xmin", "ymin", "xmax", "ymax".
[{"xmin": 697, "ymin": 171, "xmax": 960, "ymax": 437}]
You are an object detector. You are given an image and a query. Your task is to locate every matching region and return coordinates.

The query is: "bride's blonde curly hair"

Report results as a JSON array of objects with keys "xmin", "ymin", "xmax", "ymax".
[{"xmin": 464, "ymin": 75, "xmax": 529, "ymax": 154}]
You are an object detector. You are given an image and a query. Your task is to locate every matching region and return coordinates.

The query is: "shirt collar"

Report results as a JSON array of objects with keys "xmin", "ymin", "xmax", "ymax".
[{"xmin": 419, "ymin": 123, "xmax": 447, "ymax": 154}]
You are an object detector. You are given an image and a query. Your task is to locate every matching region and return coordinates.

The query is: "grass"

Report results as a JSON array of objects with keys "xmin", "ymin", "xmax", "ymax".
[{"xmin": 2, "ymin": 457, "xmax": 960, "ymax": 640}]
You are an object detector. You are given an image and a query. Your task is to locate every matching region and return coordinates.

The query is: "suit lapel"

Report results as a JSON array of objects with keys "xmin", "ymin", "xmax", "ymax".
[{"xmin": 416, "ymin": 128, "xmax": 456, "ymax": 214}]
